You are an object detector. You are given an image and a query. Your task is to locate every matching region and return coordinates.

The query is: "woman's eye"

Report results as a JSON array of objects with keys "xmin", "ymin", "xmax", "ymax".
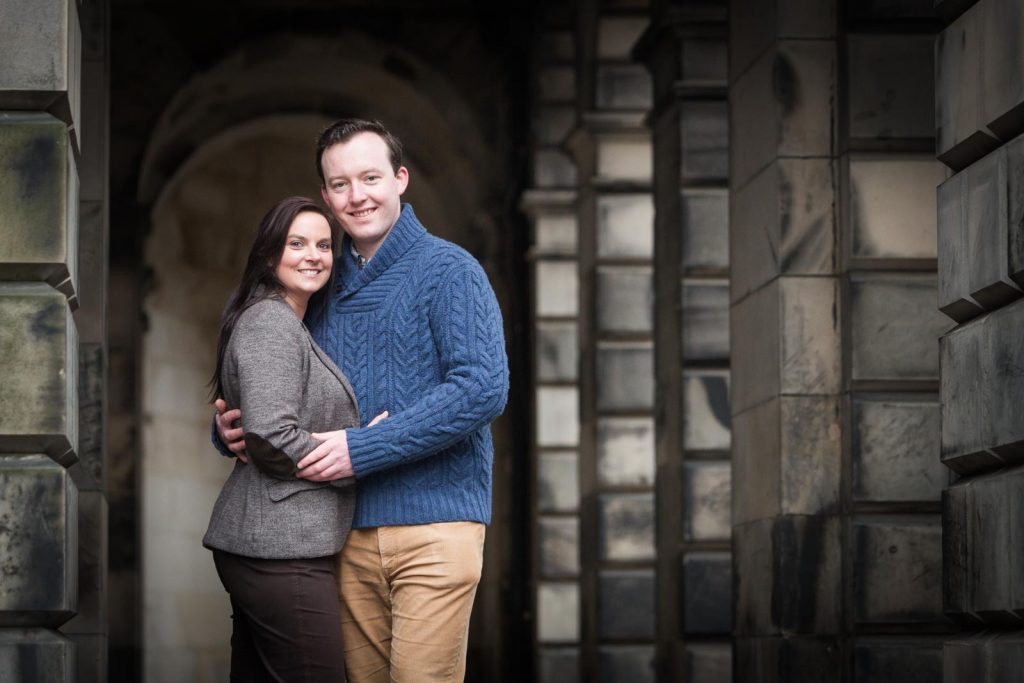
[{"xmin": 318, "ymin": 242, "xmax": 331, "ymax": 250}]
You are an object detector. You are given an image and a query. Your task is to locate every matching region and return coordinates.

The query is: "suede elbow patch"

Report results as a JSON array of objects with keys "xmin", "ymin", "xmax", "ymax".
[{"xmin": 243, "ymin": 433, "xmax": 298, "ymax": 478}]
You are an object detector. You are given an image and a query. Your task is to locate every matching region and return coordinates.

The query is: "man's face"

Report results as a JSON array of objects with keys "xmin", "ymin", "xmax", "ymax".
[{"xmin": 320, "ymin": 132, "xmax": 409, "ymax": 259}]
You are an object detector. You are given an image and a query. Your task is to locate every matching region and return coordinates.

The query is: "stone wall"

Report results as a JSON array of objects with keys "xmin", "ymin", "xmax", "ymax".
[{"xmin": 936, "ymin": 0, "xmax": 1024, "ymax": 675}]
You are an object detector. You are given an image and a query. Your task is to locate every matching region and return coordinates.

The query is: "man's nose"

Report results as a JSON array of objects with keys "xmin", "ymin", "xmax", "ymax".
[{"xmin": 350, "ymin": 182, "xmax": 367, "ymax": 201}]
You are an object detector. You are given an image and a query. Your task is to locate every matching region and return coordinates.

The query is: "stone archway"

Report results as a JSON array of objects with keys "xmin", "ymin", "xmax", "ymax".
[{"xmin": 135, "ymin": 32, "xmax": 524, "ymax": 682}]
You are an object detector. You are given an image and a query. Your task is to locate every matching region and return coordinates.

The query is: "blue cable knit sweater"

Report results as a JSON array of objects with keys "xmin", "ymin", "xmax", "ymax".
[{"xmin": 309, "ymin": 204, "xmax": 508, "ymax": 528}]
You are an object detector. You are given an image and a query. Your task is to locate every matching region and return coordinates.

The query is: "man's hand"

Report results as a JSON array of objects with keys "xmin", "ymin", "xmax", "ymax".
[
  {"xmin": 297, "ymin": 411, "xmax": 388, "ymax": 482},
  {"xmin": 215, "ymin": 398, "xmax": 249, "ymax": 463}
]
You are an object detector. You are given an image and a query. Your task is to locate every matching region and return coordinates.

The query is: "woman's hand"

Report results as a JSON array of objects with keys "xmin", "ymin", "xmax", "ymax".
[{"xmin": 215, "ymin": 398, "xmax": 249, "ymax": 463}]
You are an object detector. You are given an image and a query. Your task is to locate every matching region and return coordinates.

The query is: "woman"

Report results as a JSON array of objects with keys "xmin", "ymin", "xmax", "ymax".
[{"xmin": 203, "ymin": 196, "xmax": 357, "ymax": 682}]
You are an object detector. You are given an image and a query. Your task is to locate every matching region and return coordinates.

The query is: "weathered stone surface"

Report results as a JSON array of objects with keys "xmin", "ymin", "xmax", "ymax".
[
  {"xmin": 597, "ymin": 194, "xmax": 654, "ymax": 258},
  {"xmin": 937, "ymin": 171, "xmax": 984, "ymax": 322},
  {"xmin": 534, "ymin": 105, "xmax": 575, "ymax": 146},
  {"xmin": 595, "ymin": 133, "xmax": 652, "ymax": 183},
  {"xmin": 539, "ymin": 66, "xmax": 575, "ymax": 102},
  {"xmin": 538, "ymin": 647, "xmax": 578, "ymax": 683},
  {"xmin": 682, "ymin": 189, "xmax": 729, "ymax": 273},
  {"xmin": 597, "ymin": 417, "xmax": 654, "ymax": 486},
  {"xmin": 598, "ymin": 570, "xmax": 654, "ymax": 639},
  {"xmin": 849, "ymin": 275, "xmax": 949, "ymax": 383},
  {"xmin": 0, "ymin": 628, "xmax": 75, "ymax": 682},
  {"xmin": 683, "ymin": 460, "xmax": 731, "ymax": 541},
  {"xmin": 731, "ymin": 281, "xmax": 780, "ymax": 413},
  {"xmin": 69, "ymin": 633, "xmax": 107, "ymax": 683},
  {"xmin": 537, "ymin": 451, "xmax": 578, "ymax": 513},
  {"xmin": 936, "ymin": 0, "xmax": 1024, "ymax": 169},
  {"xmin": 734, "ymin": 636, "xmax": 842, "ymax": 683},
  {"xmin": 731, "ymin": 159, "xmax": 836, "ymax": 303},
  {"xmin": 0, "ymin": 113, "xmax": 79, "ymax": 298},
  {"xmin": 941, "ymin": 298, "xmax": 1024, "ymax": 473},
  {"xmin": 732, "ymin": 396, "xmax": 841, "ymax": 526},
  {"xmin": 848, "ymin": 157, "xmax": 945, "ymax": 260},
  {"xmin": 0, "ymin": 456, "xmax": 77, "ymax": 627},
  {"xmin": 537, "ymin": 582, "xmax": 578, "ymax": 643},
  {"xmin": 681, "ymin": 100, "xmax": 728, "ymax": 181},
  {"xmin": 846, "ymin": 0, "xmax": 936, "ymax": 22},
  {"xmin": 61, "ymin": 491, "xmax": 106, "ymax": 635},
  {"xmin": 533, "ymin": 210, "xmax": 577, "ymax": 255},
  {"xmin": 535, "ymin": 261, "xmax": 578, "ymax": 317},
  {"xmin": 0, "ymin": 0, "xmax": 81, "ymax": 137},
  {"xmin": 729, "ymin": 0, "xmax": 836, "ymax": 82},
  {"xmin": 75, "ymin": 201, "xmax": 106, "ymax": 343},
  {"xmin": 533, "ymin": 149, "xmax": 577, "ymax": 188},
  {"xmin": 536, "ymin": 387, "xmax": 579, "ymax": 447},
  {"xmin": 853, "ymin": 638, "xmax": 943, "ymax": 683},
  {"xmin": 597, "ymin": 16, "xmax": 648, "ymax": 60},
  {"xmin": 536, "ymin": 321, "xmax": 577, "ymax": 382},
  {"xmin": 944, "ymin": 468, "xmax": 1024, "ymax": 622},
  {"xmin": 596, "ymin": 342, "xmax": 653, "ymax": 411},
  {"xmin": 967, "ymin": 149, "xmax": 1021, "ymax": 308},
  {"xmin": 71, "ymin": 342, "xmax": 104, "ymax": 492},
  {"xmin": 846, "ymin": 34, "xmax": 934, "ymax": 140},
  {"xmin": 943, "ymin": 631, "xmax": 1024, "ymax": 681},
  {"xmin": 0, "ymin": 285, "xmax": 78, "ymax": 464},
  {"xmin": 539, "ymin": 517, "xmax": 579, "ymax": 578},
  {"xmin": 682, "ymin": 552, "xmax": 732, "ymax": 634},
  {"xmin": 598, "ymin": 492, "xmax": 654, "ymax": 561},
  {"xmin": 683, "ymin": 369, "xmax": 731, "ymax": 451},
  {"xmin": 684, "ymin": 643, "xmax": 731, "ymax": 683},
  {"xmin": 851, "ymin": 398, "xmax": 945, "ymax": 502},
  {"xmin": 730, "ymin": 41, "xmax": 836, "ymax": 189},
  {"xmin": 596, "ymin": 266, "xmax": 653, "ymax": 333},
  {"xmin": 681, "ymin": 39, "xmax": 728, "ymax": 86},
  {"xmin": 734, "ymin": 515, "xmax": 841, "ymax": 635},
  {"xmin": 682, "ymin": 280, "xmax": 729, "ymax": 361},
  {"xmin": 595, "ymin": 65, "xmax": 652, "ymax": 110},
  {"xmin": 597, "ymin": 646, "xmax": 655, "ymax": 683},
  {"xmin": 851, "ymin": 516, "xmax": 944, "ymax": 624}
]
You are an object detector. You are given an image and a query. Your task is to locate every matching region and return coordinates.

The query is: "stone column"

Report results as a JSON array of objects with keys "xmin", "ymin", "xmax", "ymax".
[
  {"xmin": 937, "ymin": 0, "xmax": 1024, "ymax": 675},
  {"xmin": 730, "ymin": 0, "xmax": 951, "ymax": 679},
  {"xmin": 0, "ymin": 0, "xmax": 82, "ymax": 680},
  {"xmin": 637, "ymin": 3, "xmax": 732, "ymax": 681}
]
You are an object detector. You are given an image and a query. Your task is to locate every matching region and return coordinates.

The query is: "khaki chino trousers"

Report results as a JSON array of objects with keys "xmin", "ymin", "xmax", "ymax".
[{"xmin": 337, "ymin": 521, "xmax": 486, "ymax": 683}]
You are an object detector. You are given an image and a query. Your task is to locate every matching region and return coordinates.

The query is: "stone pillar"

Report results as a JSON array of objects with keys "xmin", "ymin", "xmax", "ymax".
[
  {"xmin": 637, "ymin": 3, "xmax": 732, "ymax": 681},
  {"xmin": 61, "ymin": 1, "xmax": 110, "ymax": 681},
  {"xmin": 937, "ymin": 0, "xmax": 1024, "ymax": 675},
  {"xmin": 0, "ymin": 0, "xmax": 82, "ymax": 680},
  {"xmin": 729, "ymin": 0, "xmax": 949, "ymax": 679}
]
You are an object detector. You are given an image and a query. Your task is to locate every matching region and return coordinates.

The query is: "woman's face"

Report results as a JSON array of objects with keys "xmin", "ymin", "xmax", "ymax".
[{"xmin": 275, "ymin": 211, "xmax": 333, "ymax": 309}]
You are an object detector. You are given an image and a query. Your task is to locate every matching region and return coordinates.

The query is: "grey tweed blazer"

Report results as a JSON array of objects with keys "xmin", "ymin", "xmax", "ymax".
[{"xmin": 203, "ymin": 296, "xmax": 359, "ymax": 559}]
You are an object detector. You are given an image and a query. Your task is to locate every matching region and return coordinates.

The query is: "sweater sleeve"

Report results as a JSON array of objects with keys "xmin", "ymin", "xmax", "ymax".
[
  {"xmin": 344, "ymin": 262, "xmax": 509, "ymax": 477},
  {"xmin": 231, "ymin": 306, "xmax": 322, "ymax": 479}
]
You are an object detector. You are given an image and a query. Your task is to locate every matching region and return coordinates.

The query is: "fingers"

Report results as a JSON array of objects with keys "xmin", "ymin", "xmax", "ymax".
[
  {"xmin": 236, "ymin": 452, "xmax": 249, "ymax": 464},
  {"xmin": 297, "ymin": 441, "xmax": 331, "ymax": 470},
  {"xmin": 368, "ymin": 410, "xmax": 389, "ymax": 427},
  {"xmin": 214, "ymin": 398, "xmax": 227, "ymax": 415}
]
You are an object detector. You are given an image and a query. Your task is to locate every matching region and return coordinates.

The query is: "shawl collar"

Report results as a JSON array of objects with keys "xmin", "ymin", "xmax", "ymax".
[{"xmin": 336, "ymin": 204, "xmax": 426, "ymax": 299}]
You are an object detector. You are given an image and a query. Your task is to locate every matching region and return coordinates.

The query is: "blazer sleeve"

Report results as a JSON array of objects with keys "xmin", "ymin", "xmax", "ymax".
[
  {"xmin": 230, "ymin": 305, "xmax": 321, "ymax": 479},
  {"xmin": 344, "ymin": 262, "xmax": 509, "ymax": 477}
]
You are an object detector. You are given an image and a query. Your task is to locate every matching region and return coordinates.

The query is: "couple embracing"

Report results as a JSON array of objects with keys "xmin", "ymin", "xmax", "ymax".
[{"xmin": 202, "ymin": 119, "xmax": 508, "ymax": 682}]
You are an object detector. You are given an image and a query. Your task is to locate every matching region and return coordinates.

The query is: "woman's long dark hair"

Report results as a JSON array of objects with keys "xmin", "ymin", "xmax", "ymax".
[{"xmin": 208, "ymin": 196, "xmax": 338, "ymax": 402}]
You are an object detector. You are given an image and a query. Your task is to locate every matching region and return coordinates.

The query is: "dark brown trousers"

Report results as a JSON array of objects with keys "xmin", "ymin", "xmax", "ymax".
[{"xmin": 213, "ymin": 549, "xmax": 347, "ymax": 683}]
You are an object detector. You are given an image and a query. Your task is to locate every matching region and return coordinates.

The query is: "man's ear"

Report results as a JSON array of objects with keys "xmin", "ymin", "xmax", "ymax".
[
  {"xmin": 320, "ymin": 184, "xmax": 329, "ymax": 204},
  {"xmin": 395, "ymin": 166, "xmax": 409, "ymax": 196}
]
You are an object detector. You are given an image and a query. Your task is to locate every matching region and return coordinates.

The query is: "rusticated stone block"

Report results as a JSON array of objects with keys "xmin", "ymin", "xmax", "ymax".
[
  {"xmin": 734, "ymin": 636, "xmax": 841, "ymax": 683},
  {"xmin": 849, "ymin": 274, "xmax": 949, "ymax": 383},
  {"xmin": 538, "ymin": 647, "xmax": 578, "ymax": 683},
  {"xmin": 71, "ymin": 343, "xmax": 103, "ymax": 492},
  {"xmin": 944, "ymin": 631, "xmax": 1024, "ymax": 681},
  {"xmin": 729, "ymin": 0, "xmax": 836, "ymax": 82},
  {"xmin": 731, "ymin": 159, "xmax": 835, "ymax": 303},
  {"xmin": 598, "ymin": 570, "xmax": 654, "ymax": 639},
  {"xmin": 0, "ymin": 456, "xmax": 77, "ymax": 627},
  {"xmin": 683, "ymin": 461, "xmax": 730, "ymax": 541},
  {"xmin": 941, "ymin": 298, "xmax": 1024, "ymax": 473},
  {"xmin": 937, "ymin": 0, "xmax": 1024, "ymax": 170},
  {"xmin": 853, "ymin": 638, "xmax": 943, "ymax": 683},
  {"xmin": 944, "ymin": 468, "xmax": 1024, "ymax": 623},
  {"xmin": 597, "ymin": 645, "xmax": 654, "ymax": 683},
  {"xmin": 0, "ymin": 628, "xmax": 75, "ymax": 682},
  {"xmin": 734, "ymin": 515, "xmax": 840, "ymax": 636},
  {"xmin": 61, "ymin": 491, "xmax": 105, "ymax": 635},
  {"xmin": 595, "ymin": 64, "xmax": 651, "ymax": 111},
  {"xmin": 730, "ymin": 41, "xmax": 835, "ymax": 189},
  {"xmin": 0, "ymin": 114, "xmax": 79, "ymax": 301},
  {"xmin": 680, "ymin": 100, "xmax": 728, "ymax": 182},
  {"xmin": 0, "ymin": 285, "xmax": 78, "ymax": 465},
  {"xmin": 69, "ymin": 633, "xmax": 107, "ymax": 683},
  {"xmin": 851, "ymin": 398, "xmax": 945, "ymax": 503},
  {"xmin": 938, "ymin": 171, "xmax": 984, "ymax": 322},
  {"xmin": 682, "ymin": 280, "xmax": 729, "ymax": 361},
  {"xmin": 851, "ymin": 516, "xmax": 944, "ymax": 625},
  {"xmin": 0, "ymin": 0, "xmax": 81, "ymax": 141},
  {"xmin": 847, "ymin": 34, "xmax": 934, "ymax": 141}
]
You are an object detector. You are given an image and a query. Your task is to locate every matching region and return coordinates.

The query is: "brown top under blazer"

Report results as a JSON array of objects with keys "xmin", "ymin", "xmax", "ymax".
[{"xmin": 203, "ymin": 296, "xmax": 359, "ymax": 559}]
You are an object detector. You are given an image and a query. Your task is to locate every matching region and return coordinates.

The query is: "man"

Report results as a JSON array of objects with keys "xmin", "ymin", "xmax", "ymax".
[{"xmin": 215, "ymin": 118, "xmax": 508, "ymax": 682}]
